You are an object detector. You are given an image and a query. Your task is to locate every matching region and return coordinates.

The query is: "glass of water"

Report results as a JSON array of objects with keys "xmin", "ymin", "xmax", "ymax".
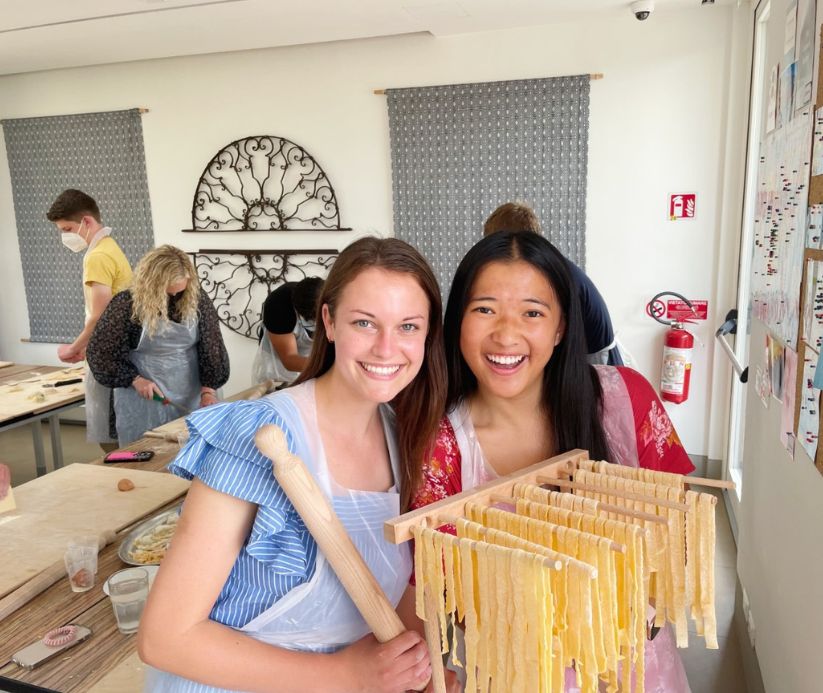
[{"xmin": 107, "ymin": 567, "xmax": 149, "ymax": 635}]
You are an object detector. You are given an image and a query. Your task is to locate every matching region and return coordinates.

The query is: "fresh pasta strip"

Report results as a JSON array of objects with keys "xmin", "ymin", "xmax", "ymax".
[
  {"xmin": 685, "ymin": 490, "xmax": 701, "ymax": 632},
  {"xmin": 698, "ymin": 492, "xmax": 718, "ymax": 649},
  {"xmin": 579, "ymin": 459, "xmax": 685, "ymax": 488},
  {"xmin": 432, "ymin": 531, "xmax": 449, "ymax": 651},
  {"xmin": 458, "ymin": 536, "xmax": 478, "ymax": 693},
  {"xmin": 411, "ymin": 525, "xmax": 425, "ymax": 619},
  {"xmin": 475, "ymin": 541, "xmax": 491, "ymax": 693},
  {"xmin": 667, "ymin": 485, "xmax": 688, "ymax": 647},
  {"xmin": 513, "ymin": 482, "xmax": 600, "ymax": 515}
]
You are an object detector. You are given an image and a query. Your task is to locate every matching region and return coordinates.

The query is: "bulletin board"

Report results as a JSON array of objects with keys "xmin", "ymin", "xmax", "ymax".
[
  {"xmin": 751, "ymin": 108, "xmax": 812, "ymax": 349},
  {"xmin": 794, "ymin": 249, "xmax": 823, "ymax": 471},
  {"xmin": 792, "ymin": 24, "xmax": 823, "ymax": 474},
  {"xmin": 750, "ymin": 17, "xmax": 823, "ymax": 473}
]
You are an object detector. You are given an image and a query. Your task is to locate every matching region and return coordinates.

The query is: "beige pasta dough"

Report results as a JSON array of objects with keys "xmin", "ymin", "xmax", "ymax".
[{"xmin": 402, "ymin": 457, "xmax": 719, "ymax": 691}]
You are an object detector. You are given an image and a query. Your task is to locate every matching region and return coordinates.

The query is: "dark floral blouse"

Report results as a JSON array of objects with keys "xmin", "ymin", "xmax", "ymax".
[
  {"xmin": 87, "ymin": 289, "xmax": 230, "ymax": 436},
  {"xmin": 88, "ymin": 288, "xmax": 230, "ymax": 389}
]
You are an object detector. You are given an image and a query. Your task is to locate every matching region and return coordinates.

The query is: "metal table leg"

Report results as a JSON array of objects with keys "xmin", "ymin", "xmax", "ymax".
[
  {"xmin": 48, "ymin": 414, "xmax": 64, "ymax": 469},
  {"xmin": 31, "ymin": 422, "xmax": 47, "ymax": 477}
]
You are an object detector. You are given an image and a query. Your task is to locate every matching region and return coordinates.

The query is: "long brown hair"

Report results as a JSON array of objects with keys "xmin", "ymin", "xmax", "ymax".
[{"xmin": 296, "ymin": 237, "xmax": 447, "ymax": 510}]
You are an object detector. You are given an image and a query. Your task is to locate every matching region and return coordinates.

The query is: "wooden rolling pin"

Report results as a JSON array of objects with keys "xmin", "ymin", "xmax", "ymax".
[
  {"xmin": 0, "ymin": 530, "xmax": 117, "ymax": 621},
  {"xmin": 255, "ymin": 424, "xmax": 443, "ymax": 693}
]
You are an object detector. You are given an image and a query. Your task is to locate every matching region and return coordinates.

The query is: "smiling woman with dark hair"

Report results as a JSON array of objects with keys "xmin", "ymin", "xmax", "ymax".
[{"xmin": 409, "ymin": 230, "xmax": 694, "ymax": 691}]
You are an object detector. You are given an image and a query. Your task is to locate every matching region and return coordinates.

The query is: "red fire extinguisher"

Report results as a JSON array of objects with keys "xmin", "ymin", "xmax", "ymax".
[{"xmin": 646, "ymin": 292, "xmax": 696, "ymax": 404}]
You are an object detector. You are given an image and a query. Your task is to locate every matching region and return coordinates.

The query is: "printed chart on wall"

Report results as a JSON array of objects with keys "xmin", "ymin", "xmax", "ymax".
[
  {"xmin": 795, "ymin": 250, "xmax": 823, "ymax": 462},
  {"xmin": 752, "ymin": 108, "xmax": 813, "ymax": 350}
]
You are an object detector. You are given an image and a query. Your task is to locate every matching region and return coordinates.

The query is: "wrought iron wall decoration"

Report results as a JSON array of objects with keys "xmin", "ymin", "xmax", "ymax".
[
  {"xmin": 190, "ymin": 248, "xmax": 338, "ymax": 339},
  {"xmin": 186, "ymin": 135, "xmax": 350, "ymax": 232}
]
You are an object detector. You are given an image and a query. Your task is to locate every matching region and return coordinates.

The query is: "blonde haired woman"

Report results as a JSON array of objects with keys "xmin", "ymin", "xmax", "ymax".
[{"xmin": 87, "ymin": 245, "xmax": 229, "ymax": 445}]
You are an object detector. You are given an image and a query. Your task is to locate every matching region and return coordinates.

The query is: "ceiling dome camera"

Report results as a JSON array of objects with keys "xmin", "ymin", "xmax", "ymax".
[{"xmin": 630, "ymin": 0, "xmax": 654, "ymax": 21}]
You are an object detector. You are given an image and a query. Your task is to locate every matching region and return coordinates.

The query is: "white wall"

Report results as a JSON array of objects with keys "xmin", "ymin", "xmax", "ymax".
[
  {"xmin": 733, "ymin": 1, "xmax": 823, "ymax": 691},
  {"xmin": 0, "ymin": 5, "xmax": 749, "ymax": 458}
]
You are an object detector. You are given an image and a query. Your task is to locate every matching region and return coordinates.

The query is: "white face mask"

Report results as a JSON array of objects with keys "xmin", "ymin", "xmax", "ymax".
[{"xmin": 61, "ymin": 220, "xmax": 87, "ymax": 253}]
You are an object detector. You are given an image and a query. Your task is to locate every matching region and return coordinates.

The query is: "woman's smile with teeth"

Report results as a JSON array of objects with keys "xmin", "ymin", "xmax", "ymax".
[
  {"xmin": 360, "ymin": 362, "xmax": 401, "ymax": 376},
  {"xmin": 486, "ymin": 354, "xmax": 526, "ymax": 367}
]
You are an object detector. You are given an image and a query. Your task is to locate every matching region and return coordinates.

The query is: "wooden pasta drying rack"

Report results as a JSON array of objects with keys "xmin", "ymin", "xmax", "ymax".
[
  {"xmin": 384, "ymin": 449, "xmax": 729, "ymax": 544},
  {"xmin": 383, "ymin": 450, "xmax": 731, "ymax": 693}
]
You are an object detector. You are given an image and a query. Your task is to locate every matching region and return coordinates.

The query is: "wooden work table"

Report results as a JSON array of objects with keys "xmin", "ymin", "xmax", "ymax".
[
  {"xmin": 0, "ymin": 381, "xmax": 276, "ymax": 692},
  {"xmin": 0, "ymin": 363, "xmax": 85, "ymax": 477}
]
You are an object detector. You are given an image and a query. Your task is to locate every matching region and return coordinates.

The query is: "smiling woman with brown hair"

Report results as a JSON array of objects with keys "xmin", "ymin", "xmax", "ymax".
[{"xmin": 137, "ymin": 237, "xmax": 454, "ymax": 693}]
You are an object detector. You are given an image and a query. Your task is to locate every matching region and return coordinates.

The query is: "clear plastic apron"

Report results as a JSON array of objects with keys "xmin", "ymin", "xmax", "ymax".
[
  {"xmin": 82, "ymin": 228, "xmax": 116, "ymax": 443},
  {"xmin": 251, "ymin": 318, "xmax": 314, "ymax": 386},
  {"xmin": 114, "ymin": 317, "xmax": 200, "ymax": 446},
  {"xmin": 238, "ymin": 381, "xmax": 412, "ymax": 652},
  {"xmin": 145, "ymin": 383, "xmax": 412, "ymax": 692}
]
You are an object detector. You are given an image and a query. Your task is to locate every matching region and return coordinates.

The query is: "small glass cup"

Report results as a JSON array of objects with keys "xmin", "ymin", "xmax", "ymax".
[
  {"xmin": 64, "ymin": 539, "xmax": 98, "ymax": 593},
  {"xmin": 107, "ymin": 567, "xmax": 149, "ymax": 635}
]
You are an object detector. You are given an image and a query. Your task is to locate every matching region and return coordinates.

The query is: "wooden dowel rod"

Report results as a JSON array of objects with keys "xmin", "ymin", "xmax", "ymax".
[
  {"xmin": 384, "ymin": 450, "xmax": 588, "ymax": 544},
  {"xmin": 686, "ymin": 477, "xmax": 736, "ymax": 490},
  {"xmin": 256, "ymin": 425, "xmax": 405, "ymax": 643},
  {"xmin": 509, "ymin": 483, "xmax": 668, "ymax": 525},
  {"xmin": 538, "ymin": 476, "xmax": 690, "ymax": 513},
  {"xmin": 574, "ymin": 460, "xmax": 735, "ymax": 490},
  {"xmin": 463, "ymin": 521, "xmax": 565, "ymax": 571},
  {"xmin": 373, "ymin": 74, "xmax": 604, "ymax": 94},
  {"xmin": 483, "ymin": 504, "xmax": 625, "ymax": 554},
  {"xmin": 598, "ymin": 502, "xmax": 667, "ymax": 525}
]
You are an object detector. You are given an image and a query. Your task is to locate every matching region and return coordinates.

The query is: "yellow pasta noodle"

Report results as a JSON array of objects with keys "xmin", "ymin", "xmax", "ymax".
[{"xmin": 698, "ymin": 492, "xmax": 718, "ymax": 649}]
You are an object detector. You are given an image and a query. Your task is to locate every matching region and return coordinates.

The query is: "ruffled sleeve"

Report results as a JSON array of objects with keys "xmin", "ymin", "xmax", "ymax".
[{"xmin": 168, "ymin": 398, "xmax": 315, "ymax": 577}]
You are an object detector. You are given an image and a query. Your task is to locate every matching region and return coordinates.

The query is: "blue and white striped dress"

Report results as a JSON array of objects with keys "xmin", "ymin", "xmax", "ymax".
[{"xmin": 147, "ymin": 389, "xmax": 319, "ymax": 692}]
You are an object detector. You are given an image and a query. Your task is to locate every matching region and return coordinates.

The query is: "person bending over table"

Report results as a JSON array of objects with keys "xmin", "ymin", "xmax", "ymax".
[
  {"xmin": 405, "ymin": 231, "xmax": 694, "ymax": 692},
  {"xmin": 86, "ymin": 245, "xmax": 229, "ymax": 446},
  {"xmin": 137, "ymin": 237, "xmax": 456, "ymax": 693},
  {"xmin": 252, "ymin": 276, "xmax": 324, "ymax": 387}
]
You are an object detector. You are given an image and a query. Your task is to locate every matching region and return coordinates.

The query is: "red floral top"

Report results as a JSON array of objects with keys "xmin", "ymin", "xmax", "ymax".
[{"xmin": 410, "ymin": 366, "xmax": 694, "ymax": 511}]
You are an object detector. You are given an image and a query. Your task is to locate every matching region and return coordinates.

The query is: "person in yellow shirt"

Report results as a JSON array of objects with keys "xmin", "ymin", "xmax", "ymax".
[{"xmin": 47, "ymin": 189, "xmax": 133, "ymax": 451}]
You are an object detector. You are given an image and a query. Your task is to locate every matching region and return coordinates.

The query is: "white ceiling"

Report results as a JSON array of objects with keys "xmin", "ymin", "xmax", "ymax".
[{"xmin": 0, "ymin": 0, "xmax": 734, "ymax": 77}]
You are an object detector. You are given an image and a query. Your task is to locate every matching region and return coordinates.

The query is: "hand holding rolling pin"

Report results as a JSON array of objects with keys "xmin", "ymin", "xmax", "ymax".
[
  {"xmin": 132, "ymin": 375, "xmax": 164, "ymax": 400},
  {"xmin": 330, "ymin": 631, "xmax": 433, "ymax": 693}
]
